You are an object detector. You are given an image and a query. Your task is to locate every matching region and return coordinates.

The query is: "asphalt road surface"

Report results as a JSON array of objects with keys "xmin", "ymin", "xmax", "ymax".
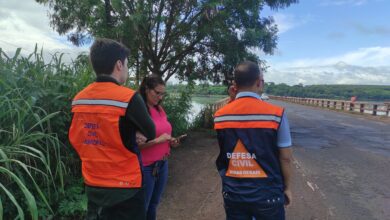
[
  {"xmin": 158, "ymin": 100, "xmax": 390, "ymax": 220},
  {"xmin": 275, "ymin": 100, "xmax": 390, "ymax": 220}
]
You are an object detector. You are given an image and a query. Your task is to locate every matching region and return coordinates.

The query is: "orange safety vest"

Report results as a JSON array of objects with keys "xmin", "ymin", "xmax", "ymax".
[
  {"xmin": 214, "ymin": 97, "xmax": 283, "ymax": 130},
  {"xmin": 69, "ymin": 82, "xmax": 142, "ymax": 188}
]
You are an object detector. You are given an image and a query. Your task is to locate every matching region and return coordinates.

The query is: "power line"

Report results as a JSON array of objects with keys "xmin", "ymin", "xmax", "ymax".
[{"xmin": 0, "ymin": 39, "xmax": 32, "ymax": 53}]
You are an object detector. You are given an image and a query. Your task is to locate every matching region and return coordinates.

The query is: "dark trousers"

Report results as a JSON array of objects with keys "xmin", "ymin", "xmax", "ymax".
[
  {"xmin": 224, "ymin": 198, "xmax": 285, "ymax": 220},
  {"xmin": 143, "ymin": 160, "xmax": 168, "ymax": 220},
  {"xmin": 86, "ymin": 188, "xmax": 146, "ymax": 220}
]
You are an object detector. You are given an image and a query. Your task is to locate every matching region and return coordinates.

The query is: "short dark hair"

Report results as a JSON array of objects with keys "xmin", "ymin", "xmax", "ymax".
[
  {"xmin": 234, "ymin": 61, "xmax": 261, "ymax": 88},
  {"xmin": 89, "ymin": 38, "xmax": 130, "ymax": 75}
]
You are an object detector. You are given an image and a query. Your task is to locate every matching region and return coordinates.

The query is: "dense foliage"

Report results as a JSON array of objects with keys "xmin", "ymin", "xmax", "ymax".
[
  {"xmin": 163, "ymin": 82, "xmax": 194, "ymax": 137},
  {"xmin": 167, "ymin": 83, "xmax": 227, "ymax": 96},
  {"xmin": 35, "ymin": 0, "xmax": 298, "ymax": 84},
  {"xmin": 0, "ymin": 48, "xmax": 193, "ymax": 219}
]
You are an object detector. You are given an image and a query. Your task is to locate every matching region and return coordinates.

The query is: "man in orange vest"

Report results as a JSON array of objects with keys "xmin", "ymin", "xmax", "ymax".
[
  {"xmin": 69, "ymin": 38, "xmax": 156, "ymax": 220},
  {"xmin": 214, "ymin": 61, "xmax": 293, "ymax": 220}
]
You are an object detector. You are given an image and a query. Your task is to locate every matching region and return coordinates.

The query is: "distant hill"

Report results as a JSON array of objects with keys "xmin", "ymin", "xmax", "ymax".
[
  {"xmin": 265, "ymin": 84, "xmax": 390, "ymax": 102},
  {"xmin": 267, "ymin": 62, "xmax": 390, "ymax": 85},
  {"xmin": 167, "ymin": 84, "xmax": 227, "ymax": 96},
  {"xmin": 167, "ymin": 82, "xmax": 390, "ymax": 102}
]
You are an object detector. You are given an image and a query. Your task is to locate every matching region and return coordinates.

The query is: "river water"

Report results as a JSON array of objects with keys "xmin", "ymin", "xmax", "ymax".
[{"xmin": 187, "ymin": 101, "xmax": 205, "ymax": 123}]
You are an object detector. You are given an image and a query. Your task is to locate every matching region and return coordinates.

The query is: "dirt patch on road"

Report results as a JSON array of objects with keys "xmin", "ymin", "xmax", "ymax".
[{"xmin": 158, "ymin": 130, "xmax": 224, "ymax": 220}]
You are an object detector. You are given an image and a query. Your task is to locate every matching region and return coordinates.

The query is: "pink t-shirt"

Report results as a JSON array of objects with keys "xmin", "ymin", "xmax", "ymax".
[{"xmin": 141, "ymin": 106, "xmax": 172, "ymax": 166}]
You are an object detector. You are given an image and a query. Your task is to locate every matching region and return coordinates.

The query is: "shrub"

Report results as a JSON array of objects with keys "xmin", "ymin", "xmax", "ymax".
[{"xmin": 162, "ymin": 81, "xmax": 194, "ymax": 137}]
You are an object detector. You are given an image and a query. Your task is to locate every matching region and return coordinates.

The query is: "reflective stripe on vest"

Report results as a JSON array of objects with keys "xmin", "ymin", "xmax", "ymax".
[
  {"xmin": 214, "ymin": 97, "xmax": 283, "ymax": 130},
  {"xmin": 69, "ymin": 82, "xmax": 141, "ymax": 188},
  {"xmin": 72, "ymin": 99, "xmax": 129, "ymax": 108},
  {"xmin": 214, "ymin": 114, "xmax": 281, "ymax": 123}
]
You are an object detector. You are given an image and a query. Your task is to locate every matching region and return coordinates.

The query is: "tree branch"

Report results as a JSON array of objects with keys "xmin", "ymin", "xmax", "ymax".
[
  {"xmin": 104, "ymin": 0, "xmax": 113, "ymax": 27},
  {"xmin": 157, "ymin": 1, "xmax": 177, "ymax": 60},
  {"xmin": 164, "ymin": 56, "xmax": 185, "ymax": 81},
  {"xmin": 159, "ymin": 7, "xmax": 205, "ymax": 63},
  {"xmin": 154, "ymin": 0, "xmax": 165, "ymax": 54}
]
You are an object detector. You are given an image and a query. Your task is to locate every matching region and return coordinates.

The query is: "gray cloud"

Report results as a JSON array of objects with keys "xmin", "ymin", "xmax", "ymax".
[
  {"xmin": 351, "ymin": 23, "xmax": 390, "ymax": 36},
  {"xmin": 271, "ymin": 47, "xmax": 390, "ymax": 68},
  {"xmin": 320, "ymin": 0, "xmax": 368, "ymax": 6},
  {"xmin": 327, "ymin": 32, "xmax": 346, "ymax": 40},
  {"xmin": 0, "ymin": 0, "xmax": 87, "ymax": 61},
  {"xmin": 266, "ymin": 62, "xmax": 390, "ymax": 85},
  {"xmin": 0, "ymin": 7, "xmax": 11, "ymax": 18},
  {"xmin": 0, "ymin": 0, "xmax": 51, "ymax": 31},
  {"xmin": 273, "ymin": 13, "xmax": 311, "ymax": 34}
]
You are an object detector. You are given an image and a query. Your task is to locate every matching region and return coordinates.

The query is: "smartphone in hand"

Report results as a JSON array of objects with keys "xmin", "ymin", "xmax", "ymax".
[{"xmin": 176, "ymin": 134, "xmax": 187, "ymax": 141}]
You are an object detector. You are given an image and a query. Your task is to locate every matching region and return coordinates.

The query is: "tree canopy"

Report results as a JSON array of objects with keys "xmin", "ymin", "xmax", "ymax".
[{"xmin": 36, "ymin": 0, "xmax": 298, "ymax": 83}]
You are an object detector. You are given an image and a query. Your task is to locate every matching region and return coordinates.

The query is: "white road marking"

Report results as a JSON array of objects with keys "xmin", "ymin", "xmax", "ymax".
[{"xmin": 307, "ymin": 181, "xmax": 315, "ymax": 191}]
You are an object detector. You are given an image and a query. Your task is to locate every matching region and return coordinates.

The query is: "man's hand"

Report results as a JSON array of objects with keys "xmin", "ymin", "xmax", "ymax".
[
  {"xmin": 284, "ymin": 189, "xmax": 292, "ymax": 207},
  {"xmin": 279, "ymin": 148, "xmax": 293, "ymax": 208}
]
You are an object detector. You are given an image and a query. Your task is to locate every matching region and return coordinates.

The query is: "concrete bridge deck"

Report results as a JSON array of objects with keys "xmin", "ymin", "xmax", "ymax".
[{"xmin": 158, "ymin": 100, "xmax": 390, "ymax": 220}]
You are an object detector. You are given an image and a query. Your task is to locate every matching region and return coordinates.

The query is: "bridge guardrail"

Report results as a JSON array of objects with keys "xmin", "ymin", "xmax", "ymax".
[
  {"xmin": 200, "ymin": 97, "xmax": 230, "ymax": 128},
  {"xmin": 270, "ymin": 95, "xmax": 390, "ymax": 117}
]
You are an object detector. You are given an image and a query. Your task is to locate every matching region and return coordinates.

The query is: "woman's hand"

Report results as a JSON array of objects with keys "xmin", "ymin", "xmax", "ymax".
[
  {"xmin": 170, "ymin": 134, "xmax": 186, "ymax": 148},
  {"xmin": 156, "ymin": 133, "xmax": 172, "ymax": 144},
  {"xmin": 170, "ymin": 138, "xmax": 180, "ymax": 148},
  {"xmin": 135, "ymin": 131, "xmax": 147, "ymax": 145},
  {"xmin": 137, "ymin": 133, "xmax": 172, "ymax": 149}
]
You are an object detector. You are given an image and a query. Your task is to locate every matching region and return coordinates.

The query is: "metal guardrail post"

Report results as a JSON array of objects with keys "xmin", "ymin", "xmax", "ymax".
[
  {"xmin": 373, "ymin": 104, "xmax": 378, "ymax": 116},
  {"xmin": 349, "ymin": 103, "xmax": 354, "ymax": 111},
  {"xmin": 360, "ymin": 104, "xmax": 365, "ymax": 113},
  {"xmin": 263, "ymin": 95, "xmax": 388, "ymax": 117},
  {"xmin": 385, "ymin": 103, "xmax": 390, "ymax": 117}
]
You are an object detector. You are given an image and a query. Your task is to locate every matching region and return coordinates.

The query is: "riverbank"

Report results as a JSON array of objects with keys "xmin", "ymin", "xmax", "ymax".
[{"xmin": 191, "ymin": 95, "xmax": 227, "ymax": 104}]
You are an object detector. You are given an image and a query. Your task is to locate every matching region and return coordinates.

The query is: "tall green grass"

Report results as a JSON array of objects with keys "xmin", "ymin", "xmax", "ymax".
[
  {"xmin": 0, "ymin": 46, "xmax": 93, "ymax": 219},
  {"xmin": 0, "ymin": 46, "xmax": 195, "ymax": 218}
]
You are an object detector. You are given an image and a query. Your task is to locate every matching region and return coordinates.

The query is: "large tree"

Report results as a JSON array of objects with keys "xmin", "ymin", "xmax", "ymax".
[{"xmin": 36, "ymin": 0, "xmax": 298, "ymax": 84}]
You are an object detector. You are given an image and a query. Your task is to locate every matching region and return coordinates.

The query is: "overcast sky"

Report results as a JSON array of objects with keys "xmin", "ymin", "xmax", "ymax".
[
  {"xmin": 0, "ymin": 0, "xmax": 389, "ymax": 85},
  {"xmin": 0, "ymin": 0, "xmax": 88, "ymax": 62},
  {"xmin": 263, "ymin": 0, "xmax": 390, "ymax": 85}
]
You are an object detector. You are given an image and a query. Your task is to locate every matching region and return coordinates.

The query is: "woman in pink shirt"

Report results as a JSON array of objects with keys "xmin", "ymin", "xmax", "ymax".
[{"xmin": 138, "ymin": 74, "xmax": 179, "ymax": 220}]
